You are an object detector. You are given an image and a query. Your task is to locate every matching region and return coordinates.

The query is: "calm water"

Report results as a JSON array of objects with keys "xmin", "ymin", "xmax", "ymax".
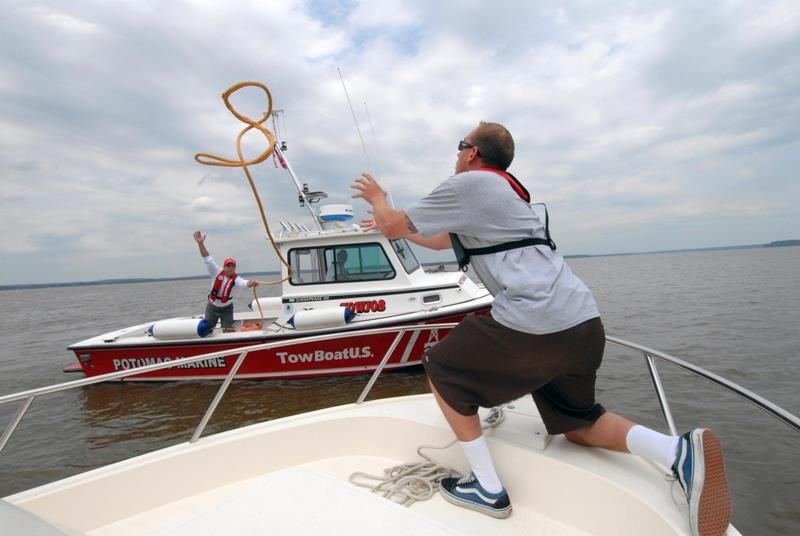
[{"xmin": 1, "ymin": 247, "xmax": 798, "ymax": 534}]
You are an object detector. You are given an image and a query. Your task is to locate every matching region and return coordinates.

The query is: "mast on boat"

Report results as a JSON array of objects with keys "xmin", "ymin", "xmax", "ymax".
[{"xmin": 271, "ymin": 143, "xmax": 327, "ymax": 231}]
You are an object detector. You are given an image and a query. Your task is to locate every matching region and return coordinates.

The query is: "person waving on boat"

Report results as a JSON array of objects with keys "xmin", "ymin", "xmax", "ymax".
[
  {"xmin": 352, "ymin": 122, "xmax": 731, "ymax": 536},
  {"xmin": 193, "ymin": 231, "xmax": 258, "ymax": 333}
]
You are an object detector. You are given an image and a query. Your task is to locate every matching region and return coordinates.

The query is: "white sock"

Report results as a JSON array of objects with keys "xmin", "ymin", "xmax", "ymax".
[
  {"xmin": 625, "ymin": 425, "xmax": 680, "ymax": 468},
  {"xmin": 459, "ymin": 435, "xmax": 504, "ymax": 494}
]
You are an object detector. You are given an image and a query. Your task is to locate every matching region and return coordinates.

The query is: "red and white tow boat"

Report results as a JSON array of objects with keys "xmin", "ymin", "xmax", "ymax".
[{"xmin": 66, "ymin": 142, "xmax": 492, "ymax": 380}]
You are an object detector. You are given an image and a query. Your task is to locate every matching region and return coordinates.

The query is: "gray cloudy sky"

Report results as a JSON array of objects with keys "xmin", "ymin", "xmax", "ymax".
[{"xmin": 1, "ymin": 0, "xmax": 798, "ymax": 285}]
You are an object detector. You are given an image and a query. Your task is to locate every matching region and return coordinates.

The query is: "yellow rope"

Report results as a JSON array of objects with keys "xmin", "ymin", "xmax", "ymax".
[
  {"xmin": 252, "ymin": 285, "xmax": 265, "ymax": 323},
  {"xmin": 194, "ymin": 81, "xmax": 293, "ymax": 301}
]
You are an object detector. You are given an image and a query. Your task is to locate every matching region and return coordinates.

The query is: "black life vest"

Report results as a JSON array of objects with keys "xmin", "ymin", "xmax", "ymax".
[
  {"xmin": 450, "ymin": 167, "xmax": 556, "ymax": 271},
  {"xmin": 209, "ymin": 270, "xmax": 237, "ymax": 304}
]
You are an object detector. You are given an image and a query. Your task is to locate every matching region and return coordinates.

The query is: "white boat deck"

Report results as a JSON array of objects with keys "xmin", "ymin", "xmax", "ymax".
[{"xmin": 6, "ymin": 395, "xmax": 739, "ymax": 536}]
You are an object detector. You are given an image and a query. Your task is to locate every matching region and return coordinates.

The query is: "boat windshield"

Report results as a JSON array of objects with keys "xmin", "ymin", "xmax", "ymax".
[
  {"xmin": 390, "ymin": 238, "xmax": 421, "ymax": 274},
  {"xmin": 288, "ymin": 243, "xmax": 396, "ymax": 285}
]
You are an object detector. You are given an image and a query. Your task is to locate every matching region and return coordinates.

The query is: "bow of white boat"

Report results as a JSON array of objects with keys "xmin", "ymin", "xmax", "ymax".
[{"xmin": 3, "ymin": 394, "xmax": 741, "ymax": 536}]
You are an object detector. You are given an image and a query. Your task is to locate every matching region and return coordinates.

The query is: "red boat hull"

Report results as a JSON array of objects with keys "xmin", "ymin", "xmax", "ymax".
[{"xmin": 70, "ymin": 309, "xmax": 488, "ymax": 380}]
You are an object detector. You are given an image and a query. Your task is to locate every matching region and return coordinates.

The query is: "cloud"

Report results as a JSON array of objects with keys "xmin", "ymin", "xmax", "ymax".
[{"xmin": 1, "ymin": 0, "xmax": 798, "ymax": 284}]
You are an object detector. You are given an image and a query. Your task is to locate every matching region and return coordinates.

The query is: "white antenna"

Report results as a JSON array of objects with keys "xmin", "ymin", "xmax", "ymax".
[
  {"xmin": 337, "ymin": 67, "xmax": 372, "ymax": 171},
  {"xmin": 363, "ymin": 101, "xmax": 384, "ymax": 177},
  {"xmin": 363, "ymin": 101, "xmax": 393, "ymax": 207}
]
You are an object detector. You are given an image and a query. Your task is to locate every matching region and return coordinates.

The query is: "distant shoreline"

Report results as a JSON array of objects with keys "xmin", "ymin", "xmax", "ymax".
[{"xmin": 2, "ymin": 240, "xmax": 797, "ymax": 291}]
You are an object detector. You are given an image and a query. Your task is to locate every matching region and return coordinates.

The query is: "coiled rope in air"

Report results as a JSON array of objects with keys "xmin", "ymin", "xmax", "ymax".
[
  {"xmin": 194, "ymin": 81, "xmax": 291, "ymax": 322},
  {"xmin": 348, "ymin": 406, "xmax": 506, "ymax": 506}
]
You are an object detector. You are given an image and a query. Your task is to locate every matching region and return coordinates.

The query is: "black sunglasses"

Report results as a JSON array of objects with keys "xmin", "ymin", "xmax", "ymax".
[{"xmin": 458, "ymin": 140, "xmax": 476, "ymax": 151}]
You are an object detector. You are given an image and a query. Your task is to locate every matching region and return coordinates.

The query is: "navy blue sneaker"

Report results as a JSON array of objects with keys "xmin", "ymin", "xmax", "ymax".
[
  {"xmin": 671, "ymin": 429, "xmax": 731, "ymax": 536},
  {"xmin": 439, "ymin": 472, "xmax": 512, "ymax": 519}
]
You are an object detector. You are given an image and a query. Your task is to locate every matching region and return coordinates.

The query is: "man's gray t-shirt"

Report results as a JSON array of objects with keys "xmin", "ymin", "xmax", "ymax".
[{"xmin": 404, "ymin": 169, "xmax": 599, "ymax": 335}]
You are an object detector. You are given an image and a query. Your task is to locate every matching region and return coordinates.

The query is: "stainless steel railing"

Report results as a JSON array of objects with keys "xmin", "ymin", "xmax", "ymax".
[
  {"xmin": 0, "ymin": 324, "xmax": 445, "ymax": 452},
  {"xmin": 1, "ymin": 324, "xmax": 797, "ymax": 456},
  {"xmin": 605, "ymin": 336, "xmax": 799, "ymax": 434}
]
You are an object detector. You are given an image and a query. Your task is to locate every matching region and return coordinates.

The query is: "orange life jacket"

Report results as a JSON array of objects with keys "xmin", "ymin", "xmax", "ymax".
[{"xmin": 209, "ymin": 270, "xmax": 237, "ymax": 304}]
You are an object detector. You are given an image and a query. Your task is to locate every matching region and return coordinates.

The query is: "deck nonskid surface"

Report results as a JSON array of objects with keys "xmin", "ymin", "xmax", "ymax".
[{"xmin": 88, "ymin": 455, "xmax": 591, "ymax": 536}]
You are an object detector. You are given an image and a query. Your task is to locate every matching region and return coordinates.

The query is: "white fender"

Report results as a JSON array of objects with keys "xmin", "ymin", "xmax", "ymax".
[
  {"xmin": 148, "ymin": 319, "xmax": 212, "ymax": 339},
  {"xmin": 288, "ymin": 308, "xmax": 355, "ymax": 330},
  {"xmin": 248, "ymin": 297, "xmax": 283, "ymax": 317}
]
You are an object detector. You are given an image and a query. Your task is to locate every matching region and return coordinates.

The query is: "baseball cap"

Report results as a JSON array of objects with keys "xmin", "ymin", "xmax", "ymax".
[{"xmin": 223, "ymin": 257, "xmax": 237, "ymax": 267}]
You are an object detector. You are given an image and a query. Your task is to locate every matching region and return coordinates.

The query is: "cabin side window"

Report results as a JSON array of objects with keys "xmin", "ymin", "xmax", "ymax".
[
  {"xmin": 288, "ymin": 248, "xmax": 326, "ymax": 284},
  {"xmin": 390, "ymin": 238, "xmax": 421, "ymax": 274},
  {"xmin": 289, "ymin": 243, "xmax": 395, "ymax": 285}
]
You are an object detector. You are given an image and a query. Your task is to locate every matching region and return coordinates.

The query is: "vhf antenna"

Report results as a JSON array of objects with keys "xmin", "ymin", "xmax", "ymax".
[
  {"xmin": 337, "ymin": 67, "xmax": 372, "ymax": 172},
  {"xmin": 363, "ymin": 101, "xmax": 385, "ymax": 178},
  {"xmin": 363, "ymin": 101, "xmax": 394, "ymax": 208}
]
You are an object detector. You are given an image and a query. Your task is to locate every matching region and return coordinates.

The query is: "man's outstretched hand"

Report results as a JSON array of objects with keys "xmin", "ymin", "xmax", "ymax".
[
  {"xmin": 193, "ymin": 231, "xmax": 206, "ymax": 243},
  {"xmin": 360, "ymin": 209, "xmax": 378, "ymax": 231},
  {"xmin": 351, "ymin": 173, "xmax": 387, "ymax": 205}
]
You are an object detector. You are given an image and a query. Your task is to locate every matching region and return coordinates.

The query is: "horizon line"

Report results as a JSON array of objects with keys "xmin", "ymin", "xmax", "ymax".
[{"xmin": 2, "ymin": 240, "xmax": 797, "ymax": 290}]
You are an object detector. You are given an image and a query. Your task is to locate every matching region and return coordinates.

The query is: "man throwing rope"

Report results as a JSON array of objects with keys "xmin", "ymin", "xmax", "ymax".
[
  {"xmin": 193, "ymin": 231, "xmax": 258, "ymax": 333},
  {"xmin": 352, "ymin": 122, "xmax": 731, "ymax": 536}
]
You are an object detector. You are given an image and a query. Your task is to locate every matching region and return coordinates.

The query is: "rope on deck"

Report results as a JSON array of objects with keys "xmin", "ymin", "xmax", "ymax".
[{"xmin": 348, "ymin": 406, "xmax": 506, "ymax": 506}]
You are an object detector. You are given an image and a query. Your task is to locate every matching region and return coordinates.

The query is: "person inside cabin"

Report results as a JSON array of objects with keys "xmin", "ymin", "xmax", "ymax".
[
  {"xmin": 325, "ymin": 249, "xmax": 351, "ymax": 282},
  {"xmin": 193, "ymin": 231, "xmax": 258, "ymax": 333},
  {"xmin": 352, "ymin": 122, "xmax": 731, "ymax": 536}
]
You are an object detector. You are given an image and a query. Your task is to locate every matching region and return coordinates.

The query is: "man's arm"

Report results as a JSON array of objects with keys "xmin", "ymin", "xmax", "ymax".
[
  {"xmin": 194, "ymin": 231, "xmax": 220, "ymax": 277},
  {"xmin": 235, "ymin": 277, "xmax": 258, "ymax": 290},
  {"xmin": 370, "ymin": 194, "xmax": 417, "ymax": 240},
  {"xmin": 404, "ymin": 232, "xmax": 452, "ymax": 250},
  {"xmin": 193, "ymin": 231, "xmax": 210, "ymax": 258},
  {"xmin": 361, "ymin": 215, "xmax": 450, "ymax": 250},
  {"xmin": 352, "ymin": 173, "xmax": 418, "ymax": 240}
]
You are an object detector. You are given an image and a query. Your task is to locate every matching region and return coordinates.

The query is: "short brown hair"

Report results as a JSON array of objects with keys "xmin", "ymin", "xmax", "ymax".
[{"xmin": 470, "ymin": 122, "xmax": 514, "ymax": 170}]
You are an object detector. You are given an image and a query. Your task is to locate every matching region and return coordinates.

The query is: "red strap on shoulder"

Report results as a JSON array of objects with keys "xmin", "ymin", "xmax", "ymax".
[
  {"xmin": 210, "ymin": 271, "xmax": 238, "ymax": 303},
  {"xmin": 478, "ymin": 167, "xmax": 530, "ymax": 203}
]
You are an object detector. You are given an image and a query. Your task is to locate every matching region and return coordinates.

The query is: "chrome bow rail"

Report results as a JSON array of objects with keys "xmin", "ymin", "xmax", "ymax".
[{"xmin": 1, "ymin": 324, "xmax": 797, "ymax": 456}]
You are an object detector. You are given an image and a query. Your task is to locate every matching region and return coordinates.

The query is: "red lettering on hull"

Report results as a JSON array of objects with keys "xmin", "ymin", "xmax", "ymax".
[{"xmin": 340, "ymin": 299, "xmax": 386, "ymax": 314}]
